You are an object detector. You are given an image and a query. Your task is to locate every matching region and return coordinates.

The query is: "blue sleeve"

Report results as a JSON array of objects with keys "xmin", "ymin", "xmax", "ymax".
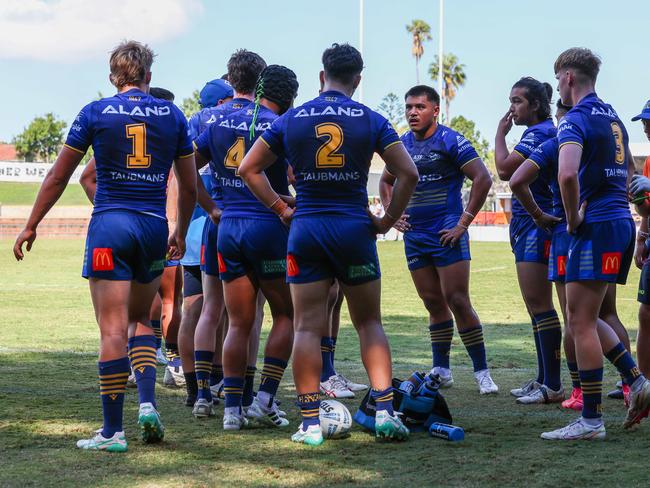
[
  {"xmin": 260, "ymin": 113, "xmax": 286, "ymax": 155},
  {"xmin": 372, "ymin": 112, "xmax": 401, "ymax": 153},
  {"xmin": 528, "ymin": 142, "xmax": 549, "ymax": 170},
  {"xmin": 513, "ymin": 128, "xmax": 539, "ymax": 160},
  {"xmin": 557, "ymin": 113, "xmax": 585, "ymax": 148},
  {"xmin": 452, "ymin": 132, "xmax": 480, "ymax": 168},
  {"xmin": 188, "ymin": 112, "xmax": 201, "ymax": 140},
  {"xmin": 193, "ymin": 124, "xmax": 213, "ymax": 160},
  {"xmin": 173, "ymin": 106, "xmax": 194, "ymax": 158},
  {"xmin": 64, "ymin": 102, "xmax": 94, "ymax": 154}
]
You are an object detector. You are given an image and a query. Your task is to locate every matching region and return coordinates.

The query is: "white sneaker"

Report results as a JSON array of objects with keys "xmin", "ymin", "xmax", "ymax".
[
  {"xmin": 335, "ymin": 373, "xmax": 368, "ymax": 392},
  {"xmin": 291, "ymin": 424, "xmax": 324, "ymax": 446},
  {"xmin": 541, "ymin": 417, "xmax": 606, "ymax": 440},
  {"xmin": 192, "ymin": 398, "xmax": 216, "ymax": 418},
  {"xmin": 517, "ymin": 385, "xmax": 565, "ymax": 404},
  {"xmin": 320, "ymin": 375, "xmax": 354, "ymax": 399},
  {"xmin": 246, "ymin": 397, "xmax": 289, "ymax": 427},
  {"xmin": 624, "ymin": 377, "xmax": 650, "ymax": 428},
  {"xmin": 510, "ymin": 379, "xmax": 540, "ymax": 398},
  {"xmin": 223, "ymin": 411, "xmax": 249, "ymax": 431},
  {"xmin": 76, "ymin": 430, "xmax": 128, "ymax": 452},
  {"xmin": 209, "ymin": 379, "xmax": 224, "ymax": 399},
  {"xmin": 375, "ymin": 410, "xmax": 409, "ymax": 441},
  {"xmin": 126, "ymin": 371, "xmax": 137, "ymax": 389},
  {"xmin": 429, "ymin": 367, "xmax": 454, "ymax": 388},
  {"xmin": 475, "ymin": 369, "xmax": 498, "ymax": 395},
  {"xmin": 156, "ymin": 348, "xmax": 168, "ymax": 365},
  {"xmin": 137, "ymin": 402, "xmax": 165, "ymax": 443},
  {"xmin": 163, "ymin": 364, "xmax": 185, "ymax": 388}
]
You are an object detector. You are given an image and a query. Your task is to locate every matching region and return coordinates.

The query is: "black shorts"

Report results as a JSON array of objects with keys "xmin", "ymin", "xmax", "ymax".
[
  {"xmin": 639, "ymin": 260, "xmax": 650, "ymax": 305},
  {"xmin": 183, "ymin": 265, "xmax": 203, "ymax": 298}
]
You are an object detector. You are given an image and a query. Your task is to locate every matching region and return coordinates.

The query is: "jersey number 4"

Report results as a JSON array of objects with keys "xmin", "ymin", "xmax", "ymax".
[
  {"xmin": 315, "ymin": 123, "xmax": 345, "ymax": 168},
  {"xmin": 611, "ymin": 122, "xmax": 624, "ymax": 165},
  {"xmin": 225, "ymin": 136, "xmax": 245, "ymax": 173},
  {"xmin": 126, "ymin": 123, "xmax": 151, "ymax": 168}
]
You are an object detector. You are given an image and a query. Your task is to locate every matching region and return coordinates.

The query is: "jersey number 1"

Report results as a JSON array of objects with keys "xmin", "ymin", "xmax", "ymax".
[
  {"xmin": 315, "ymin": 123, "xmax": 345, "ymax": 168},
  {"xmin": 126, "ymin": 123, "xmax": 151, "ymax": 168}
]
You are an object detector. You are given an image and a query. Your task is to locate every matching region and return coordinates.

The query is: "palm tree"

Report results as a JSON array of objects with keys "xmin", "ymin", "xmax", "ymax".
[
  {"xmin": 429, "ymin": 53, "xmax": 467, "ymax": 122},
  {"xmin": 406, "ymin": 20, "xmax": 432, "ymax": 84}
]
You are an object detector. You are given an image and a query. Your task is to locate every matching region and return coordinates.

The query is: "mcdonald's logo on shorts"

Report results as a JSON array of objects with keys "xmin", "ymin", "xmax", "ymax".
[
  {"xmin": 92, "ymin": 248, "xmax": 114, "ymax": 271},
  {"xmin": 602, "ymin": 252, "xmax": 622, "ymax": 274},
  {"xmin": 557, "ymin": 255, "xmax": 567, "ymax": 276},
  {"xmin": 217, "ymin": 252, "xmax": 226, "ymax": 274},
  {"xmin": 287, "ymin": 253, "xmax": 299, "ymax": 277}
]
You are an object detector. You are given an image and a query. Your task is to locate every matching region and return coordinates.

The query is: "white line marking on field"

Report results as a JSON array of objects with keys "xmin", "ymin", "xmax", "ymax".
[{"xmin": 472, "ymin": 266, "xmax": 507, "ymax": 273}]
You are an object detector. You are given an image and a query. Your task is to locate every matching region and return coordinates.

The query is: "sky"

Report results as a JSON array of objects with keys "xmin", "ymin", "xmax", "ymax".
[{"xmin": 1, "ymin": 0, "xmax": 649, "ymax": 147}]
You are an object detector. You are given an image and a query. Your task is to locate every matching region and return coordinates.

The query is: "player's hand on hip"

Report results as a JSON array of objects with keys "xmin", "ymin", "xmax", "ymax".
[
  {"xmin": 634, "ymin": 242, "xmax": 648, "ymax": 270},
  {"xmin": 167, "ymin": 232, "xmax": 185, "ymax": 260},
  {"xmin": 533, "ymin": 212, "xmax": 561, "ymax": 234},
  {"xmin": 279, "ymin": 206, "xmax": 294, "ymax": 227},
  {"xmin": 13, "ymin": 227, "xmax": 36, "ymax": 261},
  {"xmin": 567, "ymin": 201, "xmax": 587, "ymax": 234},
  {"xmin": 630, "ymin": 174, "xmax": 650, "ymax": 195},
  {"xmin": 438, "ymin": 225, "xmax": 466, "ymax": 248},
  {"xmin": 208, "ymin": 207, "xmax": 222, "ymax": 225},
  {"xmin": 392, "ymin": 214, "xmax": 411, "ymax": 233}
]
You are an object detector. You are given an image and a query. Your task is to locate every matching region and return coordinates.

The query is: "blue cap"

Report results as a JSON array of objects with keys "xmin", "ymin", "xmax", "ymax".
[
  {"xmin": 199, "ymin": 79, "xmax": 234, "ymax": 108},
  {"xmin": 632, "ymin": 99, "xmax": 650, "ymax": 121}
]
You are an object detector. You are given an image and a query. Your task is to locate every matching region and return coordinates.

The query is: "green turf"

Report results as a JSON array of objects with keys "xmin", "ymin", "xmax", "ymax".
[
  {"xmin": 0, "ymin": 182, "xmax": 90, "ymax": 206},
  {"xmin": 1, "ymin": 239, "xmax": 649, "ymax": 488}
]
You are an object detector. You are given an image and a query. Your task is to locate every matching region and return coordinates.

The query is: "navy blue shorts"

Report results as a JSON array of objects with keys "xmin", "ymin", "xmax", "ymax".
[
  {"xmin": 82, "ymin": 211, "xmax": 167, "ymax": 283},
  {"xmin": 183, "ymin": 265, "xmax": 203, "ymax": 298},
  {"xmin": 217, "ymin": 216, "xmax": 288, "ymax": 282},
  {"xmin": 165, "ymin": 259, "xmax": 180, "ymax": 268},
  {"xmin": 565, "ymin": 219, "xmax": 634, "ymax": 284},
  {"xmin": 404, "ymin": 214, "xmax": 470, "ymax": 271},
  {"xmin": 509, "ymin": 215, "xmax": 551, "ymax": 264},
  {"xmin": 200, "ymin": 219, "xmax": 219, "ymax": 277},
  {"xmin": 287, "ymin": 215, "xmax": 380, "ymax": 285},
  {"xmin": 548, "ymin": 229, "xmax": 571, "ymax": 283}
]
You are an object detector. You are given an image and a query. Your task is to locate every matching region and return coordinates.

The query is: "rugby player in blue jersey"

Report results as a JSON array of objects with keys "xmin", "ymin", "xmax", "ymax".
[
  {"xmin": 541, "ymin": 48, "xmax": 650, "ymax": 440},
  {"xmin": 510, "ymin": 101, "xmax": 643, "ymax": 413},
  {"xmin": 240, "ymin": 43, "xmax": 418, "ymax": 445},
  {"xmin": 379, "ymin": 85, "xmax": 497, "ymax": 394},
  {"xmin": 13, "ymin": 41, "xmax": 197, "ymax": 452},
  {"xmin": 193, "ymin": 65, "xmax": 298, "ymax": 430},
  {"xmin": 495, "ymin": 78, "xmax": 563, "ymax": 401}
]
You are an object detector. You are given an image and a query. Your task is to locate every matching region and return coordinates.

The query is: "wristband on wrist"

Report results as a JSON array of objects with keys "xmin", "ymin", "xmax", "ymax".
[
  {"xmin": 531, "ymin": 207, "xmax": 543, "ymax": 219},
  {"xmin": 459, "ymin": 211, "xmax": 474, "ymax": 228},
  {"xmin": 269, "ymin": 196, "xmax": 289, "ymax": 216},
  {"xmin": 638, "ymin": 231, "xmax": 649, "ymax": 241},
  {"xmin": 384, "ymin": 209, "xmax": 398, "ymax": 222}
]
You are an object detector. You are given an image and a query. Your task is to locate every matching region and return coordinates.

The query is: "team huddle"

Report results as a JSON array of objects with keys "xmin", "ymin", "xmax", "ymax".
[{"xmin": 12, "ymin": 40, "xmax": 650, "ymax": 451}]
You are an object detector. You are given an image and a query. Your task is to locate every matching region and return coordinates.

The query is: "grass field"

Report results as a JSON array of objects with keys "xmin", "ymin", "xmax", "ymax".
[
  {"xmin": 0, "ymin": 182, "xmax": 90, "ymax": 206},
  {"xmin": 1, "ymin": 238, "xmax": 649, "ymax": 488}
]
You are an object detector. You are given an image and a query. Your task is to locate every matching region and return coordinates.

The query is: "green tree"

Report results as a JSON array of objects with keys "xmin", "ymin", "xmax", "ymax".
[
  {"xmin": 377, "ymin": 92, "xmax": 406, "ymax": 132},
  {"xmin": 13, "ymin": 113, "xmax": 67, "ymax": 163},
  {"xmin": 449, "ymin": 115, "xmax": 489, "ymax": 161},
  {"xmin": 180, "ymin": 90, "xmax": 201, "ymax": 118},
  {"xmin": 406, "ymin": 19, "xmax": 432, "ymax": 84},
  {"xmin": 429, "ymin": 53, "xmax": 467, "ymax": 122}
]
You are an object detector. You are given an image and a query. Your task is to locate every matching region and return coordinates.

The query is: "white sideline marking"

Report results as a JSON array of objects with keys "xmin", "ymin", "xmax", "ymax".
[{"xmin": 472, "ymin": 266, "xmax": 507, "ymax": 273}]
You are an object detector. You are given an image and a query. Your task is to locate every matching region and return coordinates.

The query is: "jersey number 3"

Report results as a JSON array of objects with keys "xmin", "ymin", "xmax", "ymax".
[
  {"xmin": 126, "ymin": 123, "xmax": 151, "ymax": 168},
  {"xmin": 315, "ymin": 123, "xmax": 345, "ymax": 168}
]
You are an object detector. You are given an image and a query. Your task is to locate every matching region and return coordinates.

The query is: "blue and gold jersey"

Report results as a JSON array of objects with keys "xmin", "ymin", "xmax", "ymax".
[
  {"xmin": 511, "ymin": 119, "xmax": 556, "ymax": 218},
  {"xmin": 65, "ymin": 88, "xmax": 193, "ymax": 219},
  {"xmin": 402, "ymin": 125, "xmax": 479, "ymax": 229},
  {"xmin": 528, "ymin": 138, "xmax": 565, "ymax": 229},
  {"xmin": 188, "ymin": 98, "xmax": 252, "ymax": 207},
  {"xmin": 194, "ymin": 105, "xmax": 288, "ymax": 219},
  {"xmin": 557, "ymin": 93, "xmax": 631, "ymax": 223},
  {"xmin": 261, "ymin": 90, "xmax": 401, "ymax": 217}
]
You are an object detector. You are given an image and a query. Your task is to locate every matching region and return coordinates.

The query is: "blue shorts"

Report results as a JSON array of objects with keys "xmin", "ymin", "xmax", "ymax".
[
  {"xmin": 165, "ymin": 259, "xmax": 180, "ymax": 267},
  {"xmin": 82, "ymin": 211, "xmax": 167, "ymax": 283},
  {"xmin": 548, "ymin": 229, "xmax": 571, "ymax": 283},
  {"xmin": 200, "ymin": 218, "xmax": 220, "ymax": 277},
  {"xmin": 404, "ymin": 215, "xmax": 470, "ymax": 271},
  {"xmin": 287, "ymin": 215, "xmax": 380, "ymax": 285},
  {"xmin": 509, "ymin": 215, "xmax": 551, "ymax": 264},
  {"xmin": 565, "ymin": 219, "xmax": 634, "ymax": 284},
  {"xmin": 217, "ymin": 216, "xmax": 288, "ymax": 282},
  {"xmin": 183, "ymin": 265, "xmax": 203, "ymax": 298}
]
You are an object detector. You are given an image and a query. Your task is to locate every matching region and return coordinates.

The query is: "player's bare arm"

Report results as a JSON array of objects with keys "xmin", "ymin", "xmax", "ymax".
[
  {"xmin": 377, "ymin": 142, "xmax": 418, "ymax": 234},
  {"xmin": 495, "ymin": 111, "xmax": 525, "ymax": 180},
  {"xmin": 558, "ymin": 143, "xmax": 585, "ymax": 233},
  {"xmin": 79, "ymin": 157, "xmax": 97, "ymax": 203},
  {"xmin": 378, "ymin": 168, "xmax": 410, "ymax": 233},
  {"xmin": 14, "ymin": 146, "xmax": 85, "ymax": 260},
  {"xmin": 193, "ymin": 150, "xmax": 221, "ymax": 224},
  {"xmin": 169, "ymin": 154, "xmax": 197, "ymax": 260},
  {"xmin": 510, "ymin": 159, "xmax": 561, "ymax": 233}
]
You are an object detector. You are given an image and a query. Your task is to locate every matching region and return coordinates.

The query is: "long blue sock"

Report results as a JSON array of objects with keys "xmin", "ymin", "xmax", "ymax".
[
  {"xmin": 128, "ymin": 335, "xmax": 157, "ymax": 406},
  {"xmin": 297, "ymin": 392, "xmax": 320, "ymax": 428},
  {"xmin": 534, "ymin": 310, "xmax": 562, "ymax": 390},
  {"xmin": 99, "ymin": 357, "xmax": 130, "ymax": 438},
  {"xmin": 320, "ymin": 337, "xmax": 336, "ymax": 381},
  {"xmin": 429, "ymin": 320, "xmax": 453, "ymax": 369},
  {"xmin": 567, "ymin": 361, "xmax": 580, "ymax": 389},
  {"xmin": 194, "ymin": 350, "xmax": 213, "ymax": 402},
  {"xmin": 259, "ymin": 357, "xmax": 287, "ymax": 403},
  {"xmin": 605, "ymin": 343, "xmax": 642, "ymax": 387},
  {"xmin": 459, "ymin": 326, "xmax": 488, "ymax": 372},
  {"xmin": 243, "ymin": 366, "xmax": 256, "ymax": 407},
  {"xmin": 579, "ymin": 367, "xmax": 603, "ymax": 420},
  {"xmin": 532, "ymin": 319, "xmax": 544, "ymax": 384},
  {"xmin": 371, "ymin": 387, "xmax": 394, "ymax": 415},
  {"xmin": 224, "ymin": 377, "xmax": 244, "ymax": 413},
  {"xmin": 151, "ymin": 319, "xmax": 162, "ymax": 349}
]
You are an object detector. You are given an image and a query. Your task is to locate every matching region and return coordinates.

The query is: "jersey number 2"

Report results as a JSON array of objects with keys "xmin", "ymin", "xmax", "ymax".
[
  {"xmin": 225, "ymin": 137, "xmax": 245, "ymax": 173},
  {"xmin": 315, "ymin": 123, "xmax": 345, "ymax": 168},
  {"xmin": 126, "ymin": 123, "xmax": 151, "ymax": 168},
  {"xmin": 611, "ymin": 122, "xmax": 624, "ymax": 165}
]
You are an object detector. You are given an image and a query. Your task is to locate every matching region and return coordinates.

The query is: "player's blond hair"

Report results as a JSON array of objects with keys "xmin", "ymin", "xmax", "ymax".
[
  {"xmin": 109, "ymin": 40, "xmax": 155, "ymax": 89},
  {"xmin": 554, "ymin": 47, "xmax": 601, "ymax": 83}
]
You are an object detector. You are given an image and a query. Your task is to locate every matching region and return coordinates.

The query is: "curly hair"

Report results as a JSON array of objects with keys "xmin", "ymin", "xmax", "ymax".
[
  {"xmin": 227, "ymin": 49, "xmax": 266, "ymax": 94},
  {"xmin": 322, "ymin": 43, "xmax": 363, "ymax": 84},
  {"xmin": 512, "ymin": 77, "xmax": 553, "ymax": 120},
  {"xmin": 109, "ymin": 40, "xmax": 155, "ymax": 89},
  {"xmin": 249, "ymin": 65, "xmax": 298, "ymax": 140}
]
